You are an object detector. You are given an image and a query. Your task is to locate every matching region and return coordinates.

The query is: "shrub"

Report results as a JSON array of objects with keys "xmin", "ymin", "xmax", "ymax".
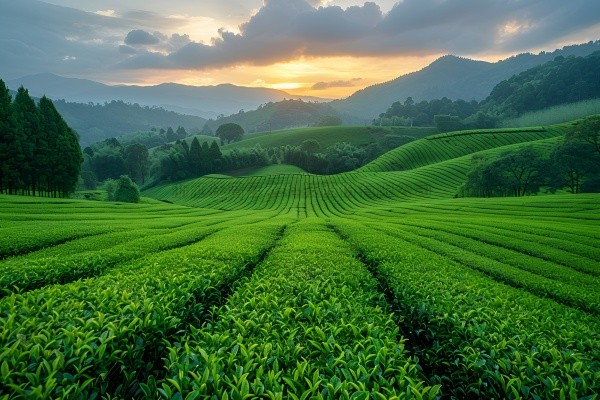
[{"xmin": 114, "ymin": 175, "xmax": 140, "ymax": 203}]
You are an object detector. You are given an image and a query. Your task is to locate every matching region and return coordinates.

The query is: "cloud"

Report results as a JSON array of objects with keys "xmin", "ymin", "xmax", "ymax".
[
  {"xmin": 0, "ymin": 0, "xmax": 134, "ymax": 80},
  {"xmin": 118, "ymin": 45, "xmax": 138, "ymax": 54},
  {"xmin": 120, "ymin": 0, "xmax": 600, "ymax": 70},
  {"xmin": 311, "ymin": 78, "xmax": 362, "ymax": 90},
  {"xmin": 0, "ymin": 0, "xmax": 196, "ymax": 80},
  {"xmin": 1, "ymin": 0, "xmax": 598, "ymax": 83},
  {"xmin": 125, "ymin": 29, "xmax": 160, "ymax": 46},
  {"xmin": 95, "ymin": 9, "xmax": 116, "ymax": 17}
]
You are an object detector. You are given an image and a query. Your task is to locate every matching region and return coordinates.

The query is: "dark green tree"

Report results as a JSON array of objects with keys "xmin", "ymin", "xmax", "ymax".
[
  {"xmin": 12, "ymin": 87, "xmax": 39, "ymax": 195},
  {"xmin": 166, "ymin": 127, "xmax": 177, "ymax": 142},
  {"xmin": 216, "ymin": 123, "xmax": 244, "ymax": 144},
  {"xmin": 56, "ymin": 125, "xmax": 83, "ymax": 196},
  {"xmin": 208, "ymin": 141, "xmax": 222, "ymax": 171},
  {"xmin": 124, "ymin": 143, "xmax": 149, "ymax": 184},
  {"xmin": 461, "ymin": 147, "xmax": 547, "ymax": 197},
  {"xmin": 0, "ymin": 80, "xmax": 12, "ymax": 194},
  {"xmin": 434, "ymin": 115, "xmax": 463, "ymax": 133},
  {"xmin": 550, "ymin": 140, "xmax": 600, "ymax": 194},
  {"xmin": 200, "ymin": 141, "xmax": 210, "ymax": 174},
  {"xmin": 189, "ymin": 137, "xmax": 202, "ymax": 176},
  {"xmin": 461, "ymin": 154, "xmax": 508, "ymax": 197},
  {"xmin": 38, "ymin": 96, "xmax": 61, "ymax": 195},
  {"xmin": 91, "ymin": 139, "xmax": 125, "ymax": 181},
  {"xmin": 495, "ymin": 147, "xmax": 547, "ymax": 197},
  {"xmin": 300, "ymin": 139, "xmax": 321, "ymax": 154},
  {"xmin": 113, "ymin": 175, "xmax": 140, "ymax": 203},
  {"xmin": 176, "ymin": 126, "xmax": 188, "ymax": 138},
  {"xmin": 566, "ymin": 115, "xmax": 600, "ymax": 155}
]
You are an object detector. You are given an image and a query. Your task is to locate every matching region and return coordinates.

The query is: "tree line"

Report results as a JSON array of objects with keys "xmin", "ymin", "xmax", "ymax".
[
  {"xmin": 83, "ymin": 124, "xmax": 251, "ymax": 188},
  {"xmin": 0, "ymin": 81, "xmax": 82, "ymax": 197},
  {"xmin": 460, "ymin": 116, "xmax": 600, "ymax": 197}
]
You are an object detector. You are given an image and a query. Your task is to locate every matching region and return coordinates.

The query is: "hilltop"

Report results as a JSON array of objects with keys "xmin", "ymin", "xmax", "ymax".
[
  {"xmin": 203, "ymin": 99, "xmax": 365, "ymax": 134},
  {"xmin": 332, "ymin": 41, "xmax": 600, "ymax": 119}
]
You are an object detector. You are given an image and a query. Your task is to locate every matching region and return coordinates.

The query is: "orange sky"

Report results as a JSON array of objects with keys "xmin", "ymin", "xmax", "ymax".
[
  {"xmin": 7, "ymin": 0, "xmax": 598, "ymax": 100},
  {"xmin": 104, "ymin": 54, "xmax": 443, "ymax": 99}
]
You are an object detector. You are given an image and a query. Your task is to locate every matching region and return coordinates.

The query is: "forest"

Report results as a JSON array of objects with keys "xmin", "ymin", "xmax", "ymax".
[{"xmin": 0, "ymin": 81, "xmax": 81, "ymax": 197}]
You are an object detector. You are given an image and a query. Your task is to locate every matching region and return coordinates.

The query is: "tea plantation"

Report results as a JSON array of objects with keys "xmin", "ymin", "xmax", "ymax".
[{"xmin": 1, "ymin": 123, "xmax": 598, "ymax": 399}]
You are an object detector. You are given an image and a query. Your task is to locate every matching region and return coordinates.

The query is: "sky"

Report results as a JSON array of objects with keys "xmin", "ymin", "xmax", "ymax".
[{"xmin": 0, "ymin": 0, "xmax": 599, "ymax": 99}]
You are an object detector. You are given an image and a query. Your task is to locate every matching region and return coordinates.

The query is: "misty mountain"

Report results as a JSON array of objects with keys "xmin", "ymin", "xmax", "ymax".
[
  {"xmin": 332, "ymin": 41, "xmax": 600, "ymax": 119},
  {"xmin": 6, "ymin": 74, "xmax": 327, "ymax": 119},
  {"xmin": 203, "ymin": 99, "xmax": 364, "ymax": 134},
  {"xmin": 8, "ymin": 88, "xmax": 206, "ymax": 146},
  {"xmin": 53, "ymin": 100, "xmax": 206, "ymax": 147}
]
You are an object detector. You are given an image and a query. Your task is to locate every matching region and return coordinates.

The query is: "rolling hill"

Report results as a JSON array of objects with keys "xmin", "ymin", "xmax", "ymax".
[
  {"xmin": 222, "ymin": 126, "xmax": 438, "ymax": 151},
  {"xmin": 202, "ymin": 99, "xmax": 366, "ymax": 134},
  {"xmin": 143, "ymin": 122, "xmax": 573, "ymax": 210}
]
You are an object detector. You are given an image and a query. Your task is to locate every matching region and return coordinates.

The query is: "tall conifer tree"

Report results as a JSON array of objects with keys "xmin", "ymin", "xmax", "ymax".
[
  {"xmin": 189, "ymin": 137, "xmax": 202, "ymax": 176},
  {"xmin": 13, "ymin": 87, "xmax": 39, "ymax": 195},
  {"xmin": 0, "ymin": 80, "xmax": 12, "ymax": 194}
]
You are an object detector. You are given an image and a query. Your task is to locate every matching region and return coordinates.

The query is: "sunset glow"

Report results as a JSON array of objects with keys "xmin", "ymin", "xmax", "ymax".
[{"xmin": 1, "ymin": 0, "xmax": 598, "ymax": 99}]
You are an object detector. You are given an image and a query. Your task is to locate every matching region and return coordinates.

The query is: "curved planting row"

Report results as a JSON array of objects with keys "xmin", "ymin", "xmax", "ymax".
[
  {"xmin": 0, "ymin": 221, "xmax": 222, "ymax": 297},
  {"xmin": 332, "ymin": 219, "xmax": 600, "ymax": 399},
  {"xmin": 144, "ymin": 135, "xmax": 564, "ymax": 217},
  {"xmin": 0, "ymin": 218, "xmax": 289, "ymax": 399},
  {"xmin": 152, "ymin": 220, "xmax": 440, "ymax": 399},
  {"xmin": 359, "ymin": 124, "xmax": 567, "ymax": 173}
]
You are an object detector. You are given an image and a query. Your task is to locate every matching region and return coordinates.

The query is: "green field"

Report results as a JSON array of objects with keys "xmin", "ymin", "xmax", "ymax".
[
  {"xmin": 501, "ymin": 99, "xmax": 600, "ymax": 128},
  {"xmin": 228, "ymin": 164, "xmax": 308, "ymax": 177},
  {"xmin": 1, "ymin": 122, "xmax": 599, "ymax": 399}
]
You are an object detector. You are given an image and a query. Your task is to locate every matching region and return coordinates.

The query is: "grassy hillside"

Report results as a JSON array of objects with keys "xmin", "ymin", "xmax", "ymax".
[
  {"xmin": 359, "ymin": 122, "xmax": 572, "ymax": 172},
  {"xmin": 501, "ymin": 99, "xmax": 600, "ymax": 127},
  {"xmin": 232, "ymin": 164, "xmax": 307, "ymax": 176},
  {"xmin": 144, "ymin": 129, "xmax": 566, "ymax": 213},
  {"xmin": 224, "ymin": 125, "xmax": 437, "ymax": 150}
]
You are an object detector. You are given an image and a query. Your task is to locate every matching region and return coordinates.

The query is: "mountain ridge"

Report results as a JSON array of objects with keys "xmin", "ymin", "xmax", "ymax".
[
  {"xmin": 6, "ymin": 73, "xmax": 329, "ymax": 120},
  {"xmin": 332, "ymin": 40, "xmax": 600, "ymax": 119}
]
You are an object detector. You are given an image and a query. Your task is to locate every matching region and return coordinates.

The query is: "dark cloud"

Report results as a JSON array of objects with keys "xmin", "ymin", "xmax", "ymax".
[
  {"xmin": 118, "ymin": 44, "xmax": 137, "ymax": 54},
  {"xmin": 0, "ymin": 0, "xmax": 134, "ymax": 79},
  {"xmin": 125, "ymin": 29, "xmax": 160, "ymax": 46},
  {"xmin": 311, "ymin": 78, "xmax": 362, "ymax": 90},
  {"xmin": 120, "ymin": 0, "xmax": 600, "ymax": 70},
  {"xmin": 1, "ymin": 0, "xmax": 599, "ymax": 81},
  {"xmin": 0, "ymin": 0, "xmax": 195, "ymax": 80}
]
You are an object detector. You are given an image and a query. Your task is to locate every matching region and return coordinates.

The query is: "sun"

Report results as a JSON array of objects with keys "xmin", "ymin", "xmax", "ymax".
[{"xmin": 269, "ymin": 82, "xmax": 303, "ymax": 90}]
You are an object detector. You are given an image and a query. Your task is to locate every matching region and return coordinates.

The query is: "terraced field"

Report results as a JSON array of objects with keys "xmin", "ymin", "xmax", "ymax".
[{"xmin": 1, "ymin": 122, "xmax": 598, "ymax": 399}]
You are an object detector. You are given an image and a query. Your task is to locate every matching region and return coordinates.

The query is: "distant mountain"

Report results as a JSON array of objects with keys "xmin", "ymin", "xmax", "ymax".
[
  {"xmin": 53, "ymin": 100, "xmax": 206, "ymax": 146},
  {"xmin": 6, "ymin": 74, "xmax": 328, "ymax": 119},
  {"xmin": 481, "ymin": 51, "xmax": 600, "ymax": 118},
  {"xmin": 203, "ymin": 99, "xmax": 364, "ymax": 134},
  {"xmin": 332, "ymin": 41, "xmax": 600, "ymax": 119}
]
